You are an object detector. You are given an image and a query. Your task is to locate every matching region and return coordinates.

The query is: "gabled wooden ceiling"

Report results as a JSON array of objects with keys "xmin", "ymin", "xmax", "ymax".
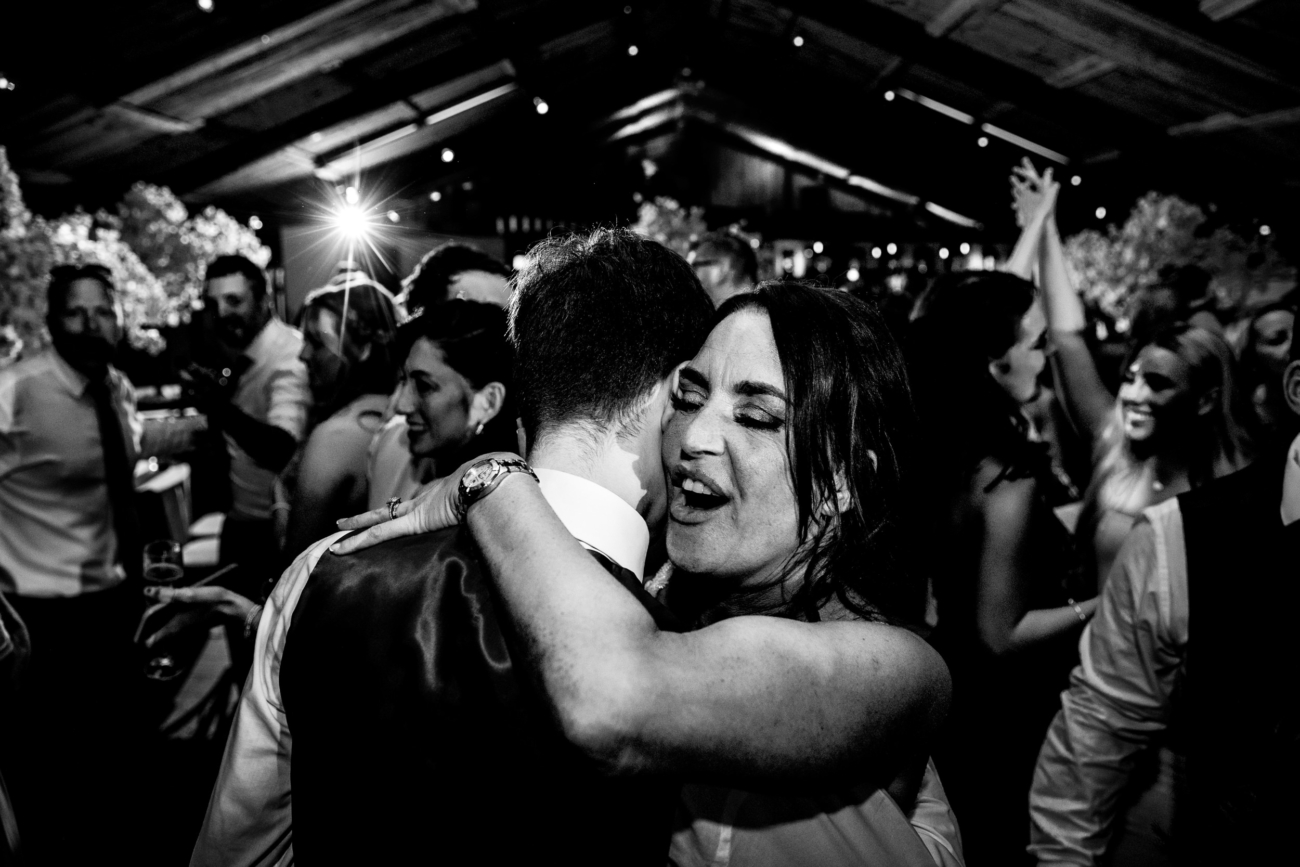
[{"xmin": 2, "ymin": 0, "xmax": 1297, "ymax": 243}]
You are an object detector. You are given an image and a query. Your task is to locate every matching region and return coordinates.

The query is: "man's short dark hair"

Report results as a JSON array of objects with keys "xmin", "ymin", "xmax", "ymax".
[
  {"xmin": 47, "ymin": 263, "xmax": 116, "ymax": 319},
  {"xmin": 695, "ymin": 232, "xmax": 758, "ymax": 285},
  {"xmin": 402, "ymin": 242, "xmax": 510, "ymax": 313},
  {"xmin": 511, "ymin": 227, "xmax": 714, "ymax": 442},
  {"xmin": 205, "ymin": 255, "xmax": 268, "ymax": 300}
]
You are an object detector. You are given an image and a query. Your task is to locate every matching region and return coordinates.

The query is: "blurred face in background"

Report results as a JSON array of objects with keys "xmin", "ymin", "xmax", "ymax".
[
  {"xmin": 299, "ymin": 306, "xmax": 351, "ymax": 406},
  {"xmin": 988, "ymin": 299, "xmax": 1047, "ymax": 405},
  {"xmin": 1252, "ymin": 309, "xmax": 1294, "ymax": 379},
  {"xmin": 395, "ymin": 337, "xmax": 503, "ymax": 460},
  {"xmin": 50, "ymin": 278, "xmax": 121, "ymax": 374},
  {"xmin": 205, "ymin": 273, "xmax": 268, "ymax": 350},
  {"xmin": 1117, "ymin": 344, "xmax": 1195, "ymax": 445}
]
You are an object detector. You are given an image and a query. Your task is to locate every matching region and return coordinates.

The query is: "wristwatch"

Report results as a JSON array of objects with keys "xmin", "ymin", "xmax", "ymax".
[{"xmin": 455, "ymin": 457, "xmax": 538, "ymax": 522}]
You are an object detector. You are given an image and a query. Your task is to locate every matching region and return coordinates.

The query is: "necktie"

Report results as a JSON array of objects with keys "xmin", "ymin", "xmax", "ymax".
[{"xmin": 86, "ymin": 375, "xmax": 142, "ymax": 582}]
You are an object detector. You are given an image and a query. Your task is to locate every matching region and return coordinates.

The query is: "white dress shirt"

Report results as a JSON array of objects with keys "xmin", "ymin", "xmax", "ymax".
[
  {"xmin": 191, "ymin": 468, "xmax": 649, "ymax": 867},
  {"xmin": 1027, "ymin": 433, "xmax": 1300, "ymax": 865}
]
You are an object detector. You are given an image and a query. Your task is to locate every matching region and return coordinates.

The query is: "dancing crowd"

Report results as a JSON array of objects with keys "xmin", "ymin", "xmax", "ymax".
[{"xmin": 0, "ymin": 160, "xmax": 1295, "ymax": 867}]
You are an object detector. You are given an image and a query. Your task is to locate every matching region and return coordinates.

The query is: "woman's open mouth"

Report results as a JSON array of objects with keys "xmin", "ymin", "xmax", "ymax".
[{"xmin": 669, "ymin": 469, "xmax": 730, "ymax": 521}]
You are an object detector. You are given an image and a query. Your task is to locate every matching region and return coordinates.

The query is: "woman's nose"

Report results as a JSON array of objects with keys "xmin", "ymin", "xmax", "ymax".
[
  {"xmin": 394, "ymin": 380, "xmax": 416, "ymax": 414},
  {"xmin": 677, "ymin": 408, "xmax": 725, "ymax": 457}
]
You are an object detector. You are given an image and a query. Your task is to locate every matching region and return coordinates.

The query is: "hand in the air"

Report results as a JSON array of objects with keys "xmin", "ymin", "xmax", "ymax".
[
  {"xmin": 329, "ymin": 452, "xmax": 522, "ymax": 555},
  {"xmin": 1010, "ymin": 157, "xmax": 1059, "ymax": 229}
]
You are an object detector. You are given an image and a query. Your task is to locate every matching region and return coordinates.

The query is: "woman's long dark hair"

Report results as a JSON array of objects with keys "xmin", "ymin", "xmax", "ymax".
[
  {"xmin": 906, "ymin": 271, "xmax": 1046, "ymax": 486},
  {"xmin": 688, "ymin": 282, "xmax": 924, "ymax": 627}
]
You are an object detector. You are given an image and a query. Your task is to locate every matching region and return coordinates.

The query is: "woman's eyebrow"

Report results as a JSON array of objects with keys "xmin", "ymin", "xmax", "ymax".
[
  {"xmin": 678, "ymin": 366, "xmax": 709, "ymax": 389},
  {"xmin": 735, "ymin": 380, "xmax": 788, "ymax": 403}
]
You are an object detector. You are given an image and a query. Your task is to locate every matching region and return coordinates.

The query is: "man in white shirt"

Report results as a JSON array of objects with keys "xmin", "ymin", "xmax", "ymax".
[
  {"xmin": 1028, "ymin": 305, "xmax": 1300, "ymax": 866},
  {"xmin": 191, "ymin": 255, "xmax": 310, "ymax": 592}
]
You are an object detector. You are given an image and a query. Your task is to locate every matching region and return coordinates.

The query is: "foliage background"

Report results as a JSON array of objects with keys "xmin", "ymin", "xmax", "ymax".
[{"xmin": 0, "ymin": 146, "xmax": 269, "ymax": 365}]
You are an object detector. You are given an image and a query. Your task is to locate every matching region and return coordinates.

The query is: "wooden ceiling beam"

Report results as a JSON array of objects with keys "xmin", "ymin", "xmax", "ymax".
[
  {"xmin": 925, "ymin": 0, "xmax": 1014, "ymax": 39},
  {"xmin": 1199, "ymin": 0, "xmax": 1265, "ymax": 24}
]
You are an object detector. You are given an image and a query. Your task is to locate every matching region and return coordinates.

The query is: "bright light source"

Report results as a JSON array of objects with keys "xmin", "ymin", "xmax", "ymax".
[
  {"xmin": 198, "ymin": 0, "xmax": 214, "ymax": 10},
  {"xmin": 871, "ymin": 247, "xmax": 882, "ymax": 259},
  {"xmin": 628, "ymin": 45, "xmax": 639, "ymax": 56},
  {"xmin": 983, "ymin": 256, "xmax": 996, "ymax": 270},
  {"xmin": 441, "ymin": 148, "xmax": 455, "ymax": 163},
  {"xmin": 812, "ymin": 241, "xmax": 824, "ymax": 254},
  {"xmin": 1071, "ymin": 175, "xmax": 1082, "ymax": 186},
  {"xmin": 344, "ymin": 185, "xmax": 359, "ymax": 205},
  {"xmin": 884, "ymin": 90, "xmax": 895, "ymax": 101},
  {"xmin": 793, "ymin": 35, "xmax": 804, "ymax": 47},
  {"xmin": 387, "ymin": 210, "xmax": 400, "ymax": 223},
  {"xmin": 332, "ymin": 205, "xmax": 373, "ymax": 240},
  {"xmin": 977, "ymin": 136, "xmax": 989, "ymax": 148},
  {"xmin": 1260, "ymin": 224, "xmax": 1272, "ymax": 236},
  {"xmin": 846, "ymin": 267, "xmax": 861, "ymax": 282},
  {"xmin": 0, "ymin": 76, "xmax": 12, "ymax": 91},
  {"xmin": 959, "ymin": 242, "xmax": 971, "ymax": 255},
  {"xmin": 534, "ymin": 99, "xmax": 549, "ymax": 115},
  {"xmin": 804, "ymin": 248, "xmax": 814, "ymax": 258},
  {"xmin": 886, "ymin": 242, "xmax": 898, "ymax": 255},
  {"xmin": 512, "ymin": 254, "xmax": 530, "ymax": 270},
  {"xmin": 1095, "ymin": 206, "xmax": 1107, "ymax": 220},
  {"xmin": 939, "ymin": 247, "xmax": 950, "ymax": 260},
  {"xmin": 429, "ymin": 191, "xmax": 442, "ymax": 202},
  {"xmin": 248, "ymin": 215, "xmax": 263, "ymax": 230},
  {"xmin": 749, "ymin": 238, "xmax": 761, "ymax": 249}
]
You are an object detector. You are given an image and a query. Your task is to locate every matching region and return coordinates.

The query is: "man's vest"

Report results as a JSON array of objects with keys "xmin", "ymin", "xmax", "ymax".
[
  {"xmin": 1177, "ymin": 451, "xmax": 1300, "ymax": 863},
  {"xmin": 280, "ymin": 527, "xmax": 682, "ymax": 866}
]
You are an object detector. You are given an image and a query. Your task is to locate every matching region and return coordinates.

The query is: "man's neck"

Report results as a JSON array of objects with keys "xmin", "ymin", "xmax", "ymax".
[{"xmin": 529, "ymin": 430, "xmax": 660, "ymax": 526}]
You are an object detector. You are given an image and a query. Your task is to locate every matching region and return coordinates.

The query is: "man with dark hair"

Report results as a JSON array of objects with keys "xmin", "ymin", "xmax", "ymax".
[
  {"xmin": 193, "ymin": 228, "xmax": 714, "ymax": 866},
  {"xmin": 689, "ymin": 231, "xmax": 758, "ymax": 307},
  {"xmin": 1028, "ymin": 312, "xmax": 1300, "ymax": 865},
  {"xmin": 192, "ymin": 254, "xmax": 310, "ymax": 588},
  {"xmin": 400, "ymin": 241, "xmax": 511, "ymax": 312},
  {"xmin": 0, "ymin": 264, "xmax": 194, "ymax": 861}
]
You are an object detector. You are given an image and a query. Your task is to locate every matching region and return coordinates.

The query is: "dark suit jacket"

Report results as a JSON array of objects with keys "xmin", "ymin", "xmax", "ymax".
[{"xmin": 280, "ymin": 527, "xmax": 682, "ymax": 865}]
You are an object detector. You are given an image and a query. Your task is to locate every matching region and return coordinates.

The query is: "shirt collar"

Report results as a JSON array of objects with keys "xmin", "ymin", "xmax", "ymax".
[
  {"xmin": 535, "ymin": 468, "xmax": 650, "ymax": 581},
  {"xmin": 47, "ymin": 348, "xmax": 117, "ymax": 397},
  {"xmin": 1281, "ymin": 432, "xmax": 1300, "ymax": 526},
  {"xmin": 242, "ymin": 318, "xmax": 281, "ymax": 363}
]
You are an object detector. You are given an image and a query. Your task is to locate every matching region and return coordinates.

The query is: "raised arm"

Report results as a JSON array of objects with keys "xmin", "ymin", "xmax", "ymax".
[
  {"xmin": 973, "ymin": 462, "xmax": 1095, "ymax": 656},
  {"xmin": 1014, "ymin": 158, "xmax": 1115, "ymax": 441}
]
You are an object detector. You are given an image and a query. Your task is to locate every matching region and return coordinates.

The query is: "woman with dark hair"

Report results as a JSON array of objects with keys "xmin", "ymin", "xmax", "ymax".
[
  {"xmin": 282, "ymin": 276, "xmax": 401, "ymax": 560},
  {"xmin": 1238, "ymin": 295, "xmax": 1295, "ymax": 448},
  {"xmin": 341, "ymin": 283, "xmax": 961, "ymax": 865},
  {"xmin": 908, "ymin": 262, "xmax": 1097, "ymax": 866}
]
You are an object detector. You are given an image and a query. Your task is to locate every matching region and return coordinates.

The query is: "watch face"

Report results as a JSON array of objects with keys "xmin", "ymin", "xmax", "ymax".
[{"xmin": 464, "ymin": 460, "xmax": 497, "ymax": 491}]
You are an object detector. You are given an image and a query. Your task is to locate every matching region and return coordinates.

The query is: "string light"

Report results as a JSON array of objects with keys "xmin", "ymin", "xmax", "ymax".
[
  {"xmin": 959, "ymin": 242, "xmax": 971, "ymax": 255},
  {"xmin": 627, "ymin": 45, "xmax": 639, "ymax": 56},
  {"xmin": 534, "ymin": 97, "xmax": 549, "ymax": 115},
  {"xmin": 1095, "ymin": 206, "xmax": 1107, "ymax": 220},
  {"xmin": 886, "ymin": 242, "xmax": 898, "ymax": 255},
  {"xmin": 387, "ymin": 210, "xmax": 400, "ymax": 223},
  {"xmin": 884, "ymin": 90, "xmax": 895, "ymax": 101},
  {"xmin": 332, "ymin": 205, "xmax": 374, "ymax": 241},
  {"xmin": 197, "ymin": 0, "xmax": 214, "ymax": 11},
  {"xmin": 871, "ymin": 247, "xmax": 883, "ymax": 259},
  {"xmin": 846, "ymin": 267, "xmax": 861, "ymax": 282},
  {"xmin": 344, "ymin": 186, "xmax": 360, "ymax": 205},
  {"xmin": 1071, "ymin": 175, "xmax": 1082, "ymax": 186},
  {"xmin": 1260, "ymin": 224, "xmax": 1272, "ymax": 236},
  {"xmin": 441, "ymin": 148, "xmax": 455, "ymax": 163},
  {"xmin": 977, "ymin": 136, "xmax": 989, "ymax": 148},
  {"xmin": 793, "ymin": 36, "xmax": 804, "ymax": 47},
  {"xmin": 0, "ymin": 76, "xmax": 13, "ymax": 91},
  {"xmin": 429, "ymin": 191, "xmax": 442, "ymax": 202},
  {"xmin": 248, "ymin": 215, "xmax": 263, "ymax": 230},
  {"xmin": 939, "ymin": 247, "xmax": 950, "ymax": 259},
  {"xmin": 812, "ymin": 241, "xmax": 824, "ymax": 254}
]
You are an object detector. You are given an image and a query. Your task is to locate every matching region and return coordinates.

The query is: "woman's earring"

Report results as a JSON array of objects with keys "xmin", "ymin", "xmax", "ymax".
[{"xmin": 475, "ymin": 421, "xmax": 485, "ymax": 436}]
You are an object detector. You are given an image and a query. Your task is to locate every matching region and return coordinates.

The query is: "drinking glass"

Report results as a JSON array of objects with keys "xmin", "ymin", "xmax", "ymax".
[{"xmin": 142, "ymin": 539, "xmax": 184, "ymax": 680}]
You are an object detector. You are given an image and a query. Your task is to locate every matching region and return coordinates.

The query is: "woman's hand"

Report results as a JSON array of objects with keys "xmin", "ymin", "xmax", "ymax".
[
  {"xmin": 140, "ymin": 585, "xmax": 257, "ymax": 648},
  {"xmin": 329, "ymin": 452, "xmax": 521, "ymax": 555},
  {"xmin": 1011, "ymin": 157, "xmax": 1059, "ymax": 229}
]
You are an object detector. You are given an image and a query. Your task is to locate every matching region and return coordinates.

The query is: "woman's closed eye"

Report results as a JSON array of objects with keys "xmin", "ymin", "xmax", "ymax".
[
  {"xmin": 736, "ymin": 407, "xmax": 783, "ymax": 431},
  {"xmin": 670, "ymin": 389, "xmax": 705, "ymax": 412}
]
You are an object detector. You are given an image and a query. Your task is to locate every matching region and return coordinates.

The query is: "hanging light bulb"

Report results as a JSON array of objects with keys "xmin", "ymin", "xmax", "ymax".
[
  {"xmin": 959, "ymin": 242, "xmax": 971, "ymax": 255},
  {"xmin": 441, "ymin": 148, "xmax": 455, "ymax": 163},
  {"xmin": 792, "ymin": 35, "xmax": 804, "ymax": 47},
  {"xmin": 197, "ymin": 0, "xmax": 214, "ymax": 11},
  {"xmin": 627, "ymin": 45, "xmax": 639, "ymax": 56},
  {"xmin": 429, "ymin": 191, "xmax": 442, "ymax": 202},
  {"xmin": 248, "ymin": 215, "xmax": 263, "ymax": 230},
  {"xmin": 939, "ymin": 247, "xmax": 950, "ymax": 260},
  {"xmin": 344, "ymin": 186, "xmax": 360, "ymax": 205}
]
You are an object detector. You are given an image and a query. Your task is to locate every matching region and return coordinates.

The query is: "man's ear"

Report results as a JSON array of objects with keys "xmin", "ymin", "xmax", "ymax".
[{"xmin": 1283, "ymin": 360, "xmax": 1300, "ymax": 418}]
